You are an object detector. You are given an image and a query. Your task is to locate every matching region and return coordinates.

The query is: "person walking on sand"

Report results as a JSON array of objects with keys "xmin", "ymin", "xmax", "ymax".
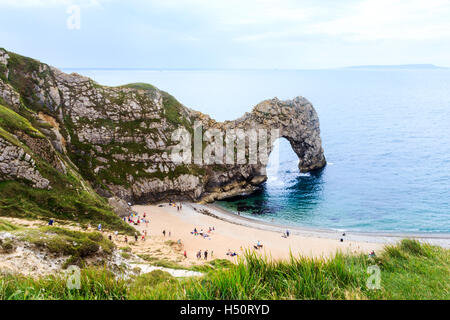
[
  {"xmin": 163, "ymin": 230, "xmax": 166, "ymax": 237},
  {"xmin": 134, "ymin": 232, "xmax": 138, "ymax": 242},
  {"xmin": 204, "ymin": 250, "xmax": 208, "ymax": 260},
  {"xmin": 184, "ymin": 250, "xmax": 187, "ymax": 258}
]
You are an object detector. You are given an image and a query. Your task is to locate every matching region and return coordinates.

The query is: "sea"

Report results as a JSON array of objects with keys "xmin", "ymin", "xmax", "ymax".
[{"xmin": 64, "ymin": 67, "xmax": 450, "ymax": 234}]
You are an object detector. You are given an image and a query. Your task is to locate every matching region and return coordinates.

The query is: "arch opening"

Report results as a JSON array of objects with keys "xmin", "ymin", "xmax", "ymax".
[{"xmin": 266, "ymin": 137, "xmax": 301, "ymax": 188}]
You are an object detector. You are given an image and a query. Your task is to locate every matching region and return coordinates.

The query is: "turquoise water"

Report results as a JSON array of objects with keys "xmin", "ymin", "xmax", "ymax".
[{"xmin": 67, "ymin": 68, "xmax": 450, "ymax": 233}]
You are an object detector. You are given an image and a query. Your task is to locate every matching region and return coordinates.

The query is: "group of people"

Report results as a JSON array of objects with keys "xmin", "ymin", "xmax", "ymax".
[
  {"xmin": 196, "ymin": 249, "xmax": 212, "ymax": 260},
  {"xmin": 169, "ymin": 201, "xmax": 183, "ymax": 212},
  {"xmin": 123, "ymin": 212, "xmax": 149, "ymax": 228},
  {"xmin": 191, "ymin": 227, "xmax": 215, "ymax": 238}
]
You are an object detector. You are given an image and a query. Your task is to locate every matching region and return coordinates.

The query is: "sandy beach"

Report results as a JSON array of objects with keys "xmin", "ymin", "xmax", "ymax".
[{"xmin": 131, "ymin": 202, "xmax": 387, "ymax": 263}]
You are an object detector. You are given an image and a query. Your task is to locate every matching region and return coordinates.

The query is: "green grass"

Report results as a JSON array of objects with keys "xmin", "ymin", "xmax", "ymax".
[
  {"xmin": 0, "ymin": 181, "xmax": 134, "ymax": 234},
  {"xmin": 161, "ymin": 91, "xmax": 192, "ymax": 130},
  {"xmin": 0, "ymin": 104, "xmax": 44, "ymax": 138},
  {"xmin": 0, "ymin": 239, "xmax": 447, "ymax": 300},
  {"xmin": 119, "ymin": 83, "xmax": 157, "ymax": 91},
  {"xmin": 0, "ymin": 267, "xmax": 128, "ymax": 300},
  {"xmin": 0, "ymin": 219, "xmax": 18, "ymax": 232}
]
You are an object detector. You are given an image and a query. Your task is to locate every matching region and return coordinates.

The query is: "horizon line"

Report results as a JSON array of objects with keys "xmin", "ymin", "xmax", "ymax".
[{"xmin": 60, "ymin": 64, "xmax": 449, "ymax": 72}]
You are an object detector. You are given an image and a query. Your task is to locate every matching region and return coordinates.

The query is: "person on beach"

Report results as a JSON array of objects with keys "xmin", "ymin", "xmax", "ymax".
[
  {"xmin": 204, "ymin": 250, "xmax": 208, "ymax": 260},
  {"xmin": 169, "ymin": 231, "xmax": 171, "ymax": 237},
  {"xmin": 163, "ymin": 230, "xmax": 166, "ymax": 237},
  {"xmin": 286, "ymin": 230, "xmax": 290, "ymax": 237},
  {"xmin": 134, "ymin": 232, "xmax": 138, "ymax": 242},
  {"xmin": 124, "ymin": 236, "xmax": 128, "ymax": 243},
  {"xmin": 184, "ymin": 250, "xmax": 187, "ymax": 258}
]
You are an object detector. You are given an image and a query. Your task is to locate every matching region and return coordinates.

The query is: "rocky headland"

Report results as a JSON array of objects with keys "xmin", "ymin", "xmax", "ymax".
[{"xmin": 0, "ymin": 48, "xmax": 326, "ymax": 216}]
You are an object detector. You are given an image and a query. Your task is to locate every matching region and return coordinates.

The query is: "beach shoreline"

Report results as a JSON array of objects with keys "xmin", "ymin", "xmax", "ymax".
[
  {"xmin": 130, "ymin": 201, "xmax": 450, "ymax": 264},
  {"xmin": 204, "ymin": 203, "xmax": 450, "ymax": 247}
]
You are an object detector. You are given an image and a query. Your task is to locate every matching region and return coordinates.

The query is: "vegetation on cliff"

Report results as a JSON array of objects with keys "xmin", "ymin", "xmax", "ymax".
[
  {"xmin": 0, "ymin": 85, "xmax": 132, "ymax": 232},
  {"xmin": 0, "ymin": 239, "xmax": 448, "ymax": 300},
  {"xmin": 1, "ymin": 48, "xmax": 327, "ymax": 204}
]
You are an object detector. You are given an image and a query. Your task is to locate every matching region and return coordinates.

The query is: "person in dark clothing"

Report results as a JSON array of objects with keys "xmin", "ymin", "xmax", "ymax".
[{"xmin": 204, "ymin": 250, "xmax": 208, "ymax": 260}]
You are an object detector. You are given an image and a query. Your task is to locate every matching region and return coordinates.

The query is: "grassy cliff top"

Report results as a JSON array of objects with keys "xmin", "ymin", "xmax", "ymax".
[{"xmin": 0, "ymin": 239, "xmax": 448, "ymax": 300}]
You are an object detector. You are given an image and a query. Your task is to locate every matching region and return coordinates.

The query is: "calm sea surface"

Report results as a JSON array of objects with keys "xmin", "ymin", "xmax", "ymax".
[{"xmin": 66, "ymin": 68, "xmax": 450, "ymax": 233}]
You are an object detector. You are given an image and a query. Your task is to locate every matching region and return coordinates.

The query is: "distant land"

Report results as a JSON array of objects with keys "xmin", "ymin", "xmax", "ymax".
[{"xmin": 344, "ymin": 64, "xmax": 447, "ymax": 70}]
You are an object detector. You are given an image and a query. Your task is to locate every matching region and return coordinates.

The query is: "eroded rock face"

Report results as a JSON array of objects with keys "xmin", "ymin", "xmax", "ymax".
[
  {"xmin": 0, "ymin": 137, "xmax": 50, "ymax": 189},
  {"xmin": 0, "ymin": 48, "xmax": 326, "ymax": 203}
]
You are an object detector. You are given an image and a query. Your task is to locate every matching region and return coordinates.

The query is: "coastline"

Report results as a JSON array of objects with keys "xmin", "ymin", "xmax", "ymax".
[{"xmin": 206, "ymin": 203, "xmax": 450, "ymax": 248}]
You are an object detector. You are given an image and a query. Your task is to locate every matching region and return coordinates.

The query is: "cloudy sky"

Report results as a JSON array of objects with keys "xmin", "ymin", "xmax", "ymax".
[{"xmin": 1, "ymin": 0, "xmax": 450, "ymax": 69}]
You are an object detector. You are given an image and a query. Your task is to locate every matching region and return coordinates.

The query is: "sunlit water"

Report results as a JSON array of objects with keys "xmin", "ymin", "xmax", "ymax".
[{"xmin": 65, "ymin": 68, "xmax": 450, "ymax": 233}]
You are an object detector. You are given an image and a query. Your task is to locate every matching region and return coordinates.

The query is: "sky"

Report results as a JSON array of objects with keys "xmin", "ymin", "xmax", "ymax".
[{"xmin": 1, "ymin": 0, "xmax": 450, "ymax": 69}]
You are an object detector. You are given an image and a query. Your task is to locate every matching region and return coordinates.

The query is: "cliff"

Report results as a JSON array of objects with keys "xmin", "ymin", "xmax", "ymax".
[{"xmin": 0, "ymin": 48, "xmax": 326, "ymax": 210}]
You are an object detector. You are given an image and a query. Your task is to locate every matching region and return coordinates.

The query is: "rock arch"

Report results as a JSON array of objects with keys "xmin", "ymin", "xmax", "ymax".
[{"xmin": 199, "ymin": 97, "xmax": 326, "ymax": 202}]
